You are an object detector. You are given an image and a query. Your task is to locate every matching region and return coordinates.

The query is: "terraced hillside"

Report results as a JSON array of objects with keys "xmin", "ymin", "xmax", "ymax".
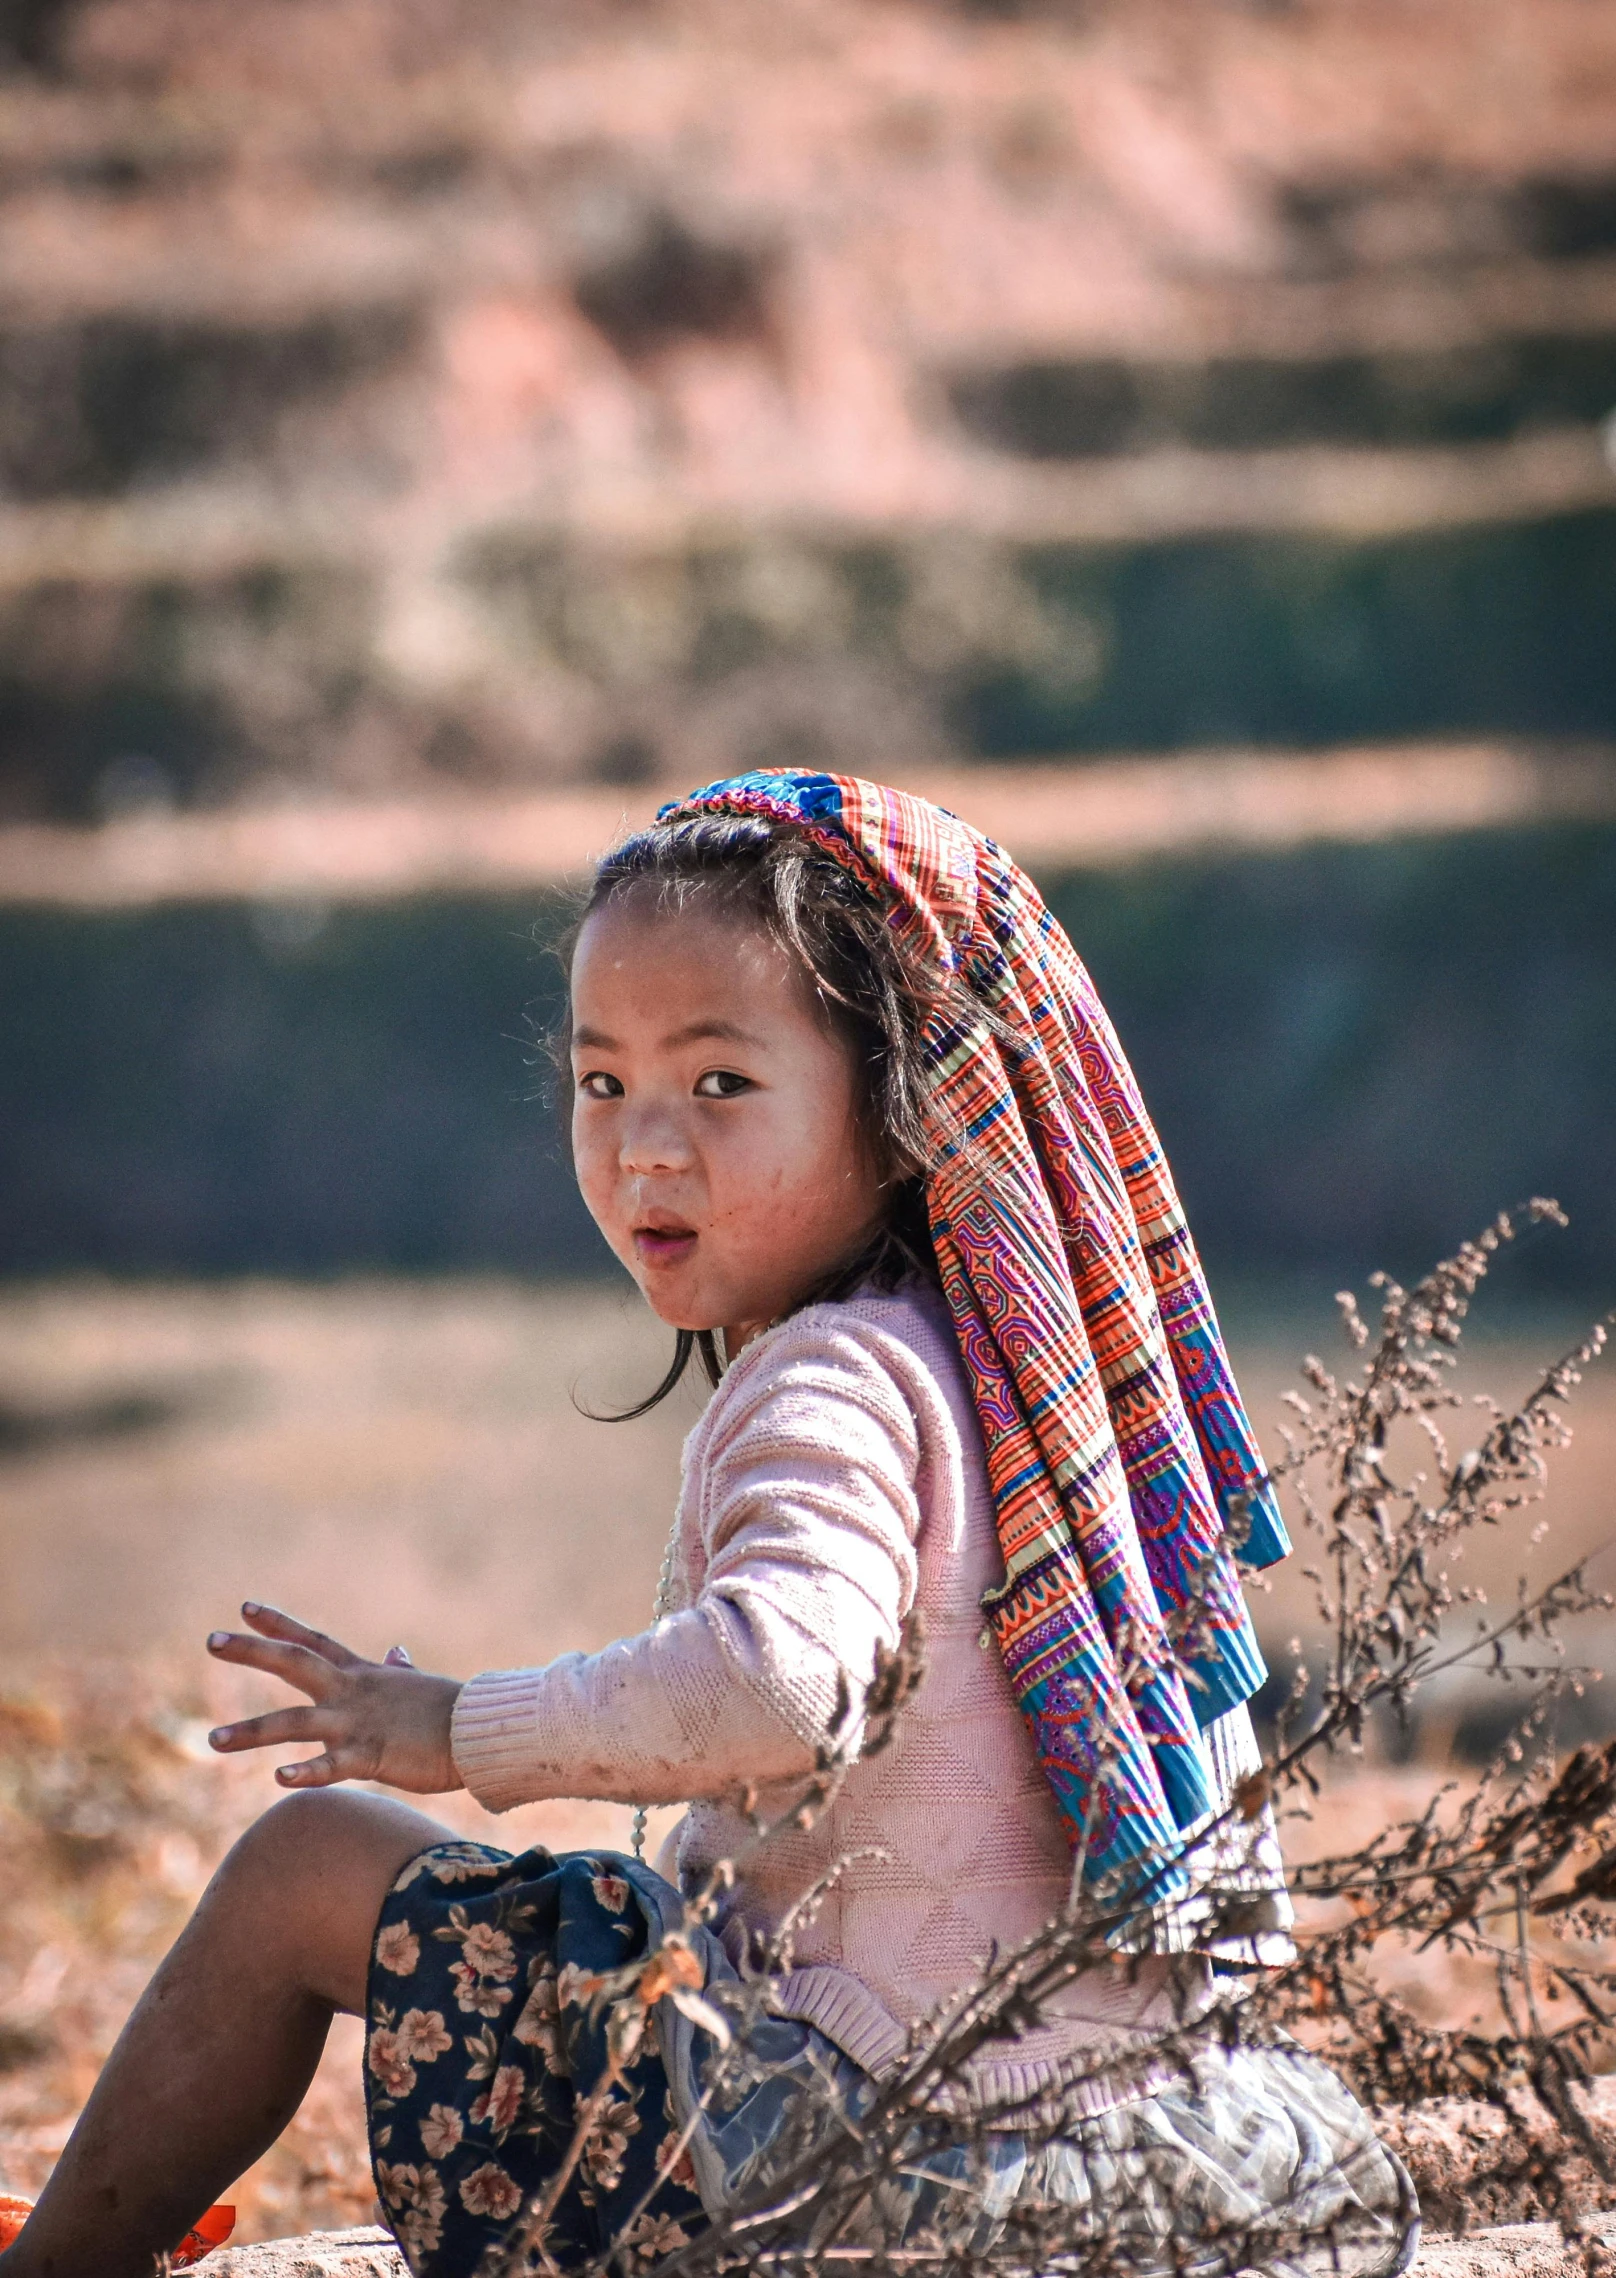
[{"xmin": 1, "ymin": 0, "xmax": 1614, "ymax": 817}]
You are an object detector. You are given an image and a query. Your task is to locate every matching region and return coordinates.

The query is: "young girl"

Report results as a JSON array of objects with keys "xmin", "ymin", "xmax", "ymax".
[{"xmin": 0, "ymin": 772, "xmax": 1416, "ymax": 2278}]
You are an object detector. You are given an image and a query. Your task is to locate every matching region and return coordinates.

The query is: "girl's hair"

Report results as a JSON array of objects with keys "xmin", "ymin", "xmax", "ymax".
[{"xmin": 560, "ymin": 811, "xmax": 951, "ymax": 1417}]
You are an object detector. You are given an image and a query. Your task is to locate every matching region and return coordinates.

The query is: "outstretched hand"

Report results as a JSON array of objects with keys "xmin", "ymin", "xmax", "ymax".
[{"xmin": 206, "ymin": 1603, "xmax": 464, "ymax": 1794}]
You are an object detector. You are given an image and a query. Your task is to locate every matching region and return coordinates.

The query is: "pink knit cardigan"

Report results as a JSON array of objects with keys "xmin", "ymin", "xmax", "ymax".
[{"xmin": 451, "ymin": 1284, "xmax": 1289, "ymax": 2112}]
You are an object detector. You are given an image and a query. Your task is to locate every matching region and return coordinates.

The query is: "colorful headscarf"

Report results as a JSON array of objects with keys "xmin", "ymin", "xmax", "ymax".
[{"xmin": 657, "ymin": 770, "xmax": 1289, "ymax": 1895}]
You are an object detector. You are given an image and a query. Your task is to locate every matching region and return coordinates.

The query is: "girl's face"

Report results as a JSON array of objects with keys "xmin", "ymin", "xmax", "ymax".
[{"xmin": 570, "ymin": 894, "xmax": 887, "ymax": 1353}]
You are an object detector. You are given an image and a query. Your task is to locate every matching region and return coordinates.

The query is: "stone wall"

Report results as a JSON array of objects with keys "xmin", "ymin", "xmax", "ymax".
[
  {"xmin": 195, "ymin": 2084, "xmax": 1616, "ymax": 2274},
  {"xmin": 203, "ymin": 2215, "xmax": 1616, "ymax": 2278}
]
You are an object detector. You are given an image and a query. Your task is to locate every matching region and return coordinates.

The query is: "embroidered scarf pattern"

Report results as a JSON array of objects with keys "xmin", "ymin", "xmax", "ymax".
[{"xmin": 657, "ymin": 770, "xmax": 1290, "ymax": 1896}]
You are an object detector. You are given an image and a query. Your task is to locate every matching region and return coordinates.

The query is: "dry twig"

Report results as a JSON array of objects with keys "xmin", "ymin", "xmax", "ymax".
[{"xmin": 491, "ymin": 1204, "xmax": 1615, "ymax": 2277}]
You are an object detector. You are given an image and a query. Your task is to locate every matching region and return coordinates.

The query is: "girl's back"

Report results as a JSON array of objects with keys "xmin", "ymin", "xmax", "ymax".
[{"xmin": 669, "ymin": 1282, "xmax": 1188, "ymax": 2096}]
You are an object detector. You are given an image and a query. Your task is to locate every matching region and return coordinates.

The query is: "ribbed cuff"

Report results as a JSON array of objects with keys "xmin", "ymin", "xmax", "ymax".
[{"xmin": 450, "ymin": 1667, "xmax": 553, "ymax": 1813}]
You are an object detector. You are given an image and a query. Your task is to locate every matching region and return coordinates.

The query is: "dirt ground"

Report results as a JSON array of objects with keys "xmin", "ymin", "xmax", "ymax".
[{"xmin": 0, "ymin": 1275, "xmax": 1611, "ymax": 2239}]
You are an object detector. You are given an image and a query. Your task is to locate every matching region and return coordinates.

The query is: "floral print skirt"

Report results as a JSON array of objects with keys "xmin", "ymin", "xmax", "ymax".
[
  {"xmin": 365, "ymin": 1842, "xmax": 707, "ymax": 2275},
  {"xmin": 364, "ymin": 1841, "xmax": 1418, "ymax": 2278}
]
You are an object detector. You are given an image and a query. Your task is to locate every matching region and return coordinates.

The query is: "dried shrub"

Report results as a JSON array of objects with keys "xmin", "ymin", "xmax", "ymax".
[{"xmin": 491, "ymin": 1202, "xmax": 1616, "ymax": 2277}]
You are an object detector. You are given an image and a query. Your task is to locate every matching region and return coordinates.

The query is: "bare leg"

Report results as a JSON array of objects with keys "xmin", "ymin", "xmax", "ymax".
[{"xmin": 1, "ymin": 1788, "xmax": 455, "ymax": 2278}]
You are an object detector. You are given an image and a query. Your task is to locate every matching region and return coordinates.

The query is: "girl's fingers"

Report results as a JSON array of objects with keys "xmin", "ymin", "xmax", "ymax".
[
  {"xmin": 205, "ymin": 1630, "xmax": 341, "ymax": 1699},
  {"xmin": 207, "ymin": 1705, "xmax": 328, "ymax": 1755},
  {"xmin": 273, "ymin": 1752, "xmax": 342, "ymax": 1788},
  {"xmin": 239, "ymin": 1602, "xmax": 361, "ymax": 1670}
]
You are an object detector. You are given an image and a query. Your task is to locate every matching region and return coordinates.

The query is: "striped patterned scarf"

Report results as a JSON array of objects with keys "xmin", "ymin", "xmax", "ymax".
[{"xmin": 659, "ymin": 770, "xmax": 1289, "ymax": 1894}]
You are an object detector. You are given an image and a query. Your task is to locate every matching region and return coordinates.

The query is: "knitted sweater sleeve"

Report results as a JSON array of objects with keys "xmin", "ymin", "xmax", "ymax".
[{"xmin": 450, "ymin": 1314, "xmax": 924, "ymax": 1814}]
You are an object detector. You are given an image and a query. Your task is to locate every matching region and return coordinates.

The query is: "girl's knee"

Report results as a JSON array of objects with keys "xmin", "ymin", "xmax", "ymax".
[
  {"xmin": 218, "ymin": 1788, "xmax": 448, "ymax": 1910},
  {"xmin": 203, "ymin": 1790, "xmax": 452, "ymax": 2014}
]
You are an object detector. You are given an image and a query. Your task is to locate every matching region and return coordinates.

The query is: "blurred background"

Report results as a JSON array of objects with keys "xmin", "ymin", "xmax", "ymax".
[{"xmin": 2, "ymin": 0, "xmax": 1615, "ymax": 2238}]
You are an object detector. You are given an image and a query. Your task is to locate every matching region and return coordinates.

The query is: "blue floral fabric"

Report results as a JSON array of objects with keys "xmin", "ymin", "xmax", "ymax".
[{"xmin": 364, "ymin": 1842, "xmax": 706, "ymax": 2276}]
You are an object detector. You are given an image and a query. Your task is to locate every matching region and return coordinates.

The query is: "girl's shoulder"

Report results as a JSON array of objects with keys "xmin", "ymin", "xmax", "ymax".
[
  {"xmin": 694, "ymin": 1277, "xmax": 972, "ymax": 1463},
  {"xmin": 807, "ymin": 1276, "xmax": 963, "ymax": 1381}
]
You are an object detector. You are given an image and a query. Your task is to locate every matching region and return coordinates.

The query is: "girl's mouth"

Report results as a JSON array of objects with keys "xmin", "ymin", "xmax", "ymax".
[{"xmin": 633, "ymin": 1223, "xmax": 697, "ymax": 1267}]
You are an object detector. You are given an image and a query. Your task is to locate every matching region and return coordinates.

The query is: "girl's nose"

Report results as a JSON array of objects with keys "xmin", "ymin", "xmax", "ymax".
[{"xmin": 619, "ymin": 1106, "xmax": 694, "ymax": 1176}]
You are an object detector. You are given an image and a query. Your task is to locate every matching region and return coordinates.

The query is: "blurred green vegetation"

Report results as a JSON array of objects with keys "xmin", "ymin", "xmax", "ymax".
[
  {"xmin": 2, "ymin": 820, "xmax": 1611, "ymax": 1292},
  {"xmin": 7, "ymin": 505, "xmax": 1615, "ymax": 823},
  {"xmin": 961, "ymin": 511, "xmax": 1616, "ymax": 755}
]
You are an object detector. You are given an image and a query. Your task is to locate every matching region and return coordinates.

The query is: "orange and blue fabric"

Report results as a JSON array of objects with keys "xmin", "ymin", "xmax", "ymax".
[{"xmin": 658, "ymin": 770, "xmax": 1290, "ymax": 1903}]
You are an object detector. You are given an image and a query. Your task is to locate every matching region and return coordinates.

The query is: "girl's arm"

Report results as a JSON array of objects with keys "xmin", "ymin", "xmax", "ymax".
[
  {"xmin": 203, "ymin": 1313, "xmax": 926, "ymax": 1811},
  {"xmin": 451, "ymin": 1313, "xmax": 925, "ymax": 1814}
]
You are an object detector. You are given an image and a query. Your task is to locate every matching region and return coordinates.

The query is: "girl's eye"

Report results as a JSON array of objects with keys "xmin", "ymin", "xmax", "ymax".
[
  {"xmin": 576, "ymin": 1071, "xmax": 624, "ymax": 1100},
  {"xmin": 693, "ymin": 1069, "xmax": 752, "ymax": 1099}
]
